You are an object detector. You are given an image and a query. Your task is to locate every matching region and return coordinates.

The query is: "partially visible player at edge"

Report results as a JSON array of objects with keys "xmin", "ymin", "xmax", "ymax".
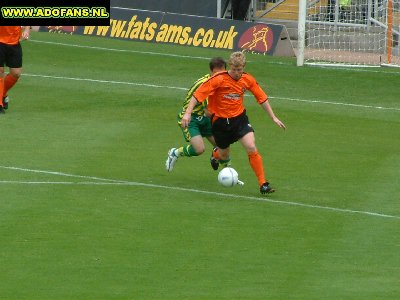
[
  {"xmin": 165, "ymin": 57, "xmax": 226, "ymax": 171},
  {"xmin": 181, "ymin": 51, "xmax": 286, "ymax": 194},
  {"xmin": 0, "ymin": 26, "xmax": 30, "ymax": 113}
]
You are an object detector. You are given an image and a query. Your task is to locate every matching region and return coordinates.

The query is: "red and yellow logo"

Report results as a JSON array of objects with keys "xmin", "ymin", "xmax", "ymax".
[
  {"xmin": 238, "ymin": 24, "xmax": 274, "ymax": 54},
  {"xmin": 47, "ymin": 26, "xmax": 77, "ymax": 34}
]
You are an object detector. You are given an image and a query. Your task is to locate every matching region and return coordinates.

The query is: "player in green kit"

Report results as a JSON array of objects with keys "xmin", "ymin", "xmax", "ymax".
[{"xmin": 165, "ymin": 57, "xmax": 226, "ymax": 172}]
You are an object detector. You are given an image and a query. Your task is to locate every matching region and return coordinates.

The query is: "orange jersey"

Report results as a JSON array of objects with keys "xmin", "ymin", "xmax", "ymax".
[
  {"xmin": 0, "ymin": 26, "xmax": 22, "ymax": 45},
  {"xmin": 193, "ymin": 71, "xmax": 268, "ymax": 118}
]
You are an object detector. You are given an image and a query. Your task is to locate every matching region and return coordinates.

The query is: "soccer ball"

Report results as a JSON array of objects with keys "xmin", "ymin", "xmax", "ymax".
[{"xmin": 218, "ymin": 167, "xmax": 239, "ymax": 187}]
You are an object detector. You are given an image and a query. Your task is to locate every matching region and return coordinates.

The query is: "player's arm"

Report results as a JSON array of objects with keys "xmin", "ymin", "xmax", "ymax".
[
  {"xmin": 181, "ymin": 96, "xmax": 198, "ymax": 128},
  {"xmin": 248, "ymin": 75, "xmax": 286, "ymax": 130},
  {"xmin": 181, "ymin": 76, "xmax": 216, "ymax": 128},
  {"xmin": 261, "ymin": 100, "xmax": 286, "ymax": 130},
  {"xmin": 21, "ymin": 26, "xmax": 30, "ymax": 40}
]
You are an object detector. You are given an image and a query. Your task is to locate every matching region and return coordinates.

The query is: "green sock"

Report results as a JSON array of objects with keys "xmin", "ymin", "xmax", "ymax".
[
  {"xmin": 219, "ymin": 158, "xmax": 231, "ymax": 167},
  {"xmin": 181, "ymin": 145, "xmax": 199, "ymax": 157}
]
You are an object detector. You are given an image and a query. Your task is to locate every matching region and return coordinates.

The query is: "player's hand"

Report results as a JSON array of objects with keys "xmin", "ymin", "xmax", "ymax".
[
  {"xmin": 181, "ymin": 113, "xmax": 191, "ymax": 128},
  {"xmin": 204, "ymin": 108, "xmax": 212, "ymax": 118},
  {"xmin": 21, "ymin": 27, "xmax": 30, "ymax": 40},
  {"xmin": 273, "ymin": 117, "xmax": 286, "ymax": 130}
]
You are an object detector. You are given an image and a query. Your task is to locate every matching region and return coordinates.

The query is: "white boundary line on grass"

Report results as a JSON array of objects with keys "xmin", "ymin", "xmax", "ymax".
[
  {"xmin": 1, "ymin": 165, "xmax": 399, "ymax": 220},
  {"xmin": 25, "ymin": 73, "xmax": 187, "ymax": 90},
  {"xmin": 29, "ymin": 39, "xmax": 211, "ymax": 61},
  {"xmin": 24, "ymin": 73, "xmax": 400, "ymax": 112}
]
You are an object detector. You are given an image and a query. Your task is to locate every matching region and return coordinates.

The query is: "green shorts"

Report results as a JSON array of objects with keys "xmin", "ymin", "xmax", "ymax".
[{"xmin": 178, "ymin": 114, "xmax": 213, "ymax": 142}]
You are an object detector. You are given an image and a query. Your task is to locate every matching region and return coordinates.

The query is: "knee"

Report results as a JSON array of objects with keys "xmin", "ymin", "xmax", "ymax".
[
  {"xmin": 193, "ymin": 145, "xmax": 205, "ymax": 155},
  {"xmin": 196, "ymin": 148, "xmax": 205, "ymax": 155},
  {"xmin": 10, "ymin": 69, "xmax": 22, "ymax": 78},
  {"xmin": 246, "ymin": 145, "xmax": 257, "ymax": 154}
]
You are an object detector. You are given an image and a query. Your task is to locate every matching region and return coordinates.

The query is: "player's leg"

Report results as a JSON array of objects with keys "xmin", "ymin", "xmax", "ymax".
[
  {"xmin": 236, "ymin": 113, "xmax": 274, "ymax": 194},
  {"xmin": 216, "ymin": 147, "xmax": 231, "ymax": 163},
  {"xmin": 202, "ymin": 118, "xmax": 222, "ymax": 170},
  {"xmin": 205, "ymin": 135, "xmax": 216, "ymax": 148},
  {"xmin": 3, "ymin": 68, "xmax": 22, "ymax": 109},
  {"xmin": 176, "ymin": 118, "xmax": 205, "ymax": 157},
  {"xmin": 206, "ymin": 136, "xmax": 224, "ymax": 170},
  {"xmin": 4, "ymin": 67, "xmax": 21, "ymax": 95},
  {"xmin": 166, "ymin": 117, "xmax": 204, "ymax": 172},
  {"xmin": 3, "ymin": 43, "xmax": 23, "ymax": 109},
  {"xmin": 0, "ymin": 75, "xmax": 4, "ymax": 113},
  {"xmin": 211, "ymin": 118, "xmax": 232, "ymax": 169},
  {"xmin": 234, "ymin": 114, "xmax": 264, "ymax": 186},
  {"xmin": 239, "ymin": 132, "xmax": 264, "ymax": 184},
  {"xmin": 186, "ymin": 135, "xmax": 206, "ymax": 155},
  {"xmin": 202, "ymin": 116, "xmax": 216, "ymax": 148},
  {"xmin": 0, "ymin": 45, "xmax": 5, "ymax": 111},
  {"xmin": 239, "ymin": 133, "xmax": 274, "ymax": 194}
]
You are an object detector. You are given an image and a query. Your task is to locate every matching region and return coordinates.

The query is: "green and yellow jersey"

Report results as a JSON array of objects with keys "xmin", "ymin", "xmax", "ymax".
[{"xmin": 178, "ymin": 73, "xmax": 210, "ymax": 121}]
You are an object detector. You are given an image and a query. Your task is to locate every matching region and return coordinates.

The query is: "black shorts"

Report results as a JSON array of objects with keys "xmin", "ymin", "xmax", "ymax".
[
  {"xmin": 212, "ymin": 110, "xmax": 254, "ymax": 149},
  {"xmin": 0, "ymin": 42, "xmax": 23, "ymax": 68}
]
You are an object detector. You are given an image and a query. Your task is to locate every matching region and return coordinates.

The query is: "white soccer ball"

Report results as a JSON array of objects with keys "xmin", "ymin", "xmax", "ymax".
[{"xmin": 218, "ymin": 167, "xmax": 239, "ymax": 187}]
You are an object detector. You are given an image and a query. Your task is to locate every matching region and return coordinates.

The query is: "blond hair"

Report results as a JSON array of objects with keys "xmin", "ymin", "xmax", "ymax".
[{"xmin": 228, "ymin": 51, "xmax": 246, "ymax": 67}]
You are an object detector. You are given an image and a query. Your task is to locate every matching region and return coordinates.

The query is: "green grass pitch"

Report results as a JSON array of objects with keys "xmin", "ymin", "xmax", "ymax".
[{"xmin": 0, "ymin": 31, "xmax": 399, "ymax": 299}]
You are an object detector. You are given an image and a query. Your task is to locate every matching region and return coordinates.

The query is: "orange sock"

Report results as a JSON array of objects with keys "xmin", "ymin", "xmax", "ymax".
[
  {"xmin": 4, "ymin": 74, "xmax": 18, "ymax": 97},
  {"xmin": 0, "ymin": 77, "xmax": 4, "ymax": 106},
  {"xmin": 212, "ymin": 148, "xmax": 220, "ymax": 160},
  {"xmin": 248, "ymin": 151, "xmax": 267, "ymax": 186}
]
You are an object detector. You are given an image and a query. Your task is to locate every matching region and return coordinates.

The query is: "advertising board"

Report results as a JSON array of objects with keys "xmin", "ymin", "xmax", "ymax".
[{"xmin": 40, "ymin": 8, "xmax": 294, "ymax": 56}]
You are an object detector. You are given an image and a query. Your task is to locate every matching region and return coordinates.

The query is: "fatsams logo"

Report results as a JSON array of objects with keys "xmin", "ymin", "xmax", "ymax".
[{"xmin": 238, "ymin": 24, "xmax": 274, "ymax": 54}]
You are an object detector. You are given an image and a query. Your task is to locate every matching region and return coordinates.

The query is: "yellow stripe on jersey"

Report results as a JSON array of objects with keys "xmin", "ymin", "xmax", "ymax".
[{"xmin": 178, "ymin": 74, "xmax": 210, "ymax": 120}]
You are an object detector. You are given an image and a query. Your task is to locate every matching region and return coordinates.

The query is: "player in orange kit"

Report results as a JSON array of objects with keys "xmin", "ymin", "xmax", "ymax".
[
  {"xmin": 0, "ymin": 26, "xmax": 30, "ymax": 113},
  {"xmin": 181, "ymin": 51, "xmax": 286, "ymax": 194}
]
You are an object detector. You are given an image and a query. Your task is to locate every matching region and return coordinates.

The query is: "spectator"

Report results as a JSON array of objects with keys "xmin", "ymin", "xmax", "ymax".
[{"xmin": 232, "ymin": 0, "xmax": 252, "ymax": 20}]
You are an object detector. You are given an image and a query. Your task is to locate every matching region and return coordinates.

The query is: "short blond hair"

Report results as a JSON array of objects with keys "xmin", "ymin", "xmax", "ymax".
[{"xmin": 229, "ymin": 51, "xmax": 246, "ymax": 67}]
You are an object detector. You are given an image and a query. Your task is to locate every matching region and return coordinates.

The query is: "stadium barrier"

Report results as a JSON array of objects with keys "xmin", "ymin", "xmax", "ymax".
[{"xmin": 39, "ymin": 7, "xmax": 295, "ymax": 57}]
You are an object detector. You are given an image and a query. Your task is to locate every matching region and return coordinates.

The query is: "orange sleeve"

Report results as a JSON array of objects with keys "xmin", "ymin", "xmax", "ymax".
[
  {"xmin": 193, "ymin": 75, "xmax": 221, "ymax": 103},
  {"xmin": 248, "ymin": 76, "xmax": 268, "ymax": 104}
]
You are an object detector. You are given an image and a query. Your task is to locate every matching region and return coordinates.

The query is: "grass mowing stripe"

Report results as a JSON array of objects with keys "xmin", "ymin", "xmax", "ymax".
[
  {"xmin": 24, "ymin": 73, "xmax": 400, "ymax": 111},
  {"xmin": 29, "ymin": 39, "xmax": 211, "ymax": 60},
  {"xmin": 28, "ymin": 38, "xmax": 286, "ymax": 65},
  {"xmin": 24, "ymin": 73, "xmax": 187, "ymax": 90},
  {"xmin": 1, "ymin": 166, "xmax": 399, "ymax": 220},
  {"xmin": 29, "ymin": 38, "xmax": 400, "ymax": 74}
]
